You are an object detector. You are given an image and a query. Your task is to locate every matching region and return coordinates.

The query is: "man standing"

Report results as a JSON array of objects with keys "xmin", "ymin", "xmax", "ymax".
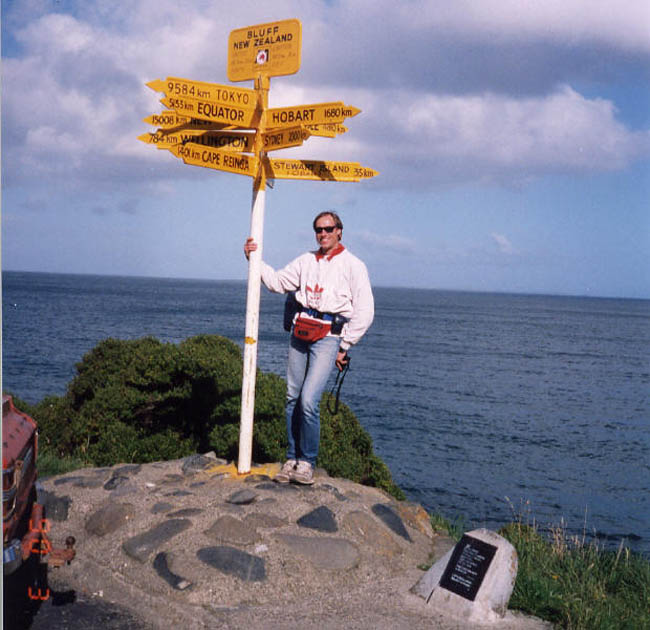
[{"xmin": 244, "ymin": 211, "xmax": 374, "ymax": 484}]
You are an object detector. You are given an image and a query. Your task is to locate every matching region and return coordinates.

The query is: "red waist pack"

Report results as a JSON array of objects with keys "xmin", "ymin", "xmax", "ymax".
[{"xmin": 292, "ymin": 315, "xmax": 331, "ymax": 343}]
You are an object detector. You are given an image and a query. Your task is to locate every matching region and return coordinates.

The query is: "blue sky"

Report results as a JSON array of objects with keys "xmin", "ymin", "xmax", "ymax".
[{"xmin": 2, "ymin": 0, "xmax": 649, "ymax": 298}]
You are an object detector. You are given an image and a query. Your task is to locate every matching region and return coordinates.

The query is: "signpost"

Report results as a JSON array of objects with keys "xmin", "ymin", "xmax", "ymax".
[
  {"xmin": 227, "ymin": 18, "xmax": 302, "ymax": 82},
  {"xmin": 141, "ymin": 18, "xmax": 377, "ymax": 475},
  {"xmin": 267, "ymin": 103, "xmax": 360, "ymax": 127}
]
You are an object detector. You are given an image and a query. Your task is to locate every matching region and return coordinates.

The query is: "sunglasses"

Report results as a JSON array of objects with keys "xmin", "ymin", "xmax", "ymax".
[{"xmin": 314, "ymin": 226, "xmax": 337, "ymax": 234}]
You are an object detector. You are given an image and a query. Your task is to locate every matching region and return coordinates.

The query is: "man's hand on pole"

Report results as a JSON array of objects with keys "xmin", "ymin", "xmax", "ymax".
[{"xmin": 244, "ymin": 237, "xmax": 258, "ymax": 260}]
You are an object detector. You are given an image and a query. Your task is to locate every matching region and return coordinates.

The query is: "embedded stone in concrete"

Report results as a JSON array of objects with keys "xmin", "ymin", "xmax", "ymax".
[
  {"xmin": 112, "ymin": 464, "xmax": 142, "ymax": 476},
  {"xmin": 254, "ymin": 482, "xmax": 299, "ymax": 493},
  {"xmin": 243, "ymin": 474, "xmax": 271, "ymax": 483},
  {"xmin": 166, "ymin": 508, "xmax": 203, "ymax": 518},
  {"xmin": 54, "ymin": 475, "xmax": 105, "ymax": 489},
  {"xmin": 104, "ymin": 475, "xmax": 129, "ymax": 491},
  {"xmin": 320, "ymin": 484, "xmax": 348, "ymax": 501},
  {"xmin": 226, "ymin": 489, "xmax": 257, "ymax": 505},
  {"xmin": 122, "ymin": 519, "xmax": 192, "ymax": 563},
  {"xmin": 74, "ymin": 476, "xmax": 106, "ymax": 489},
  {"xmin": 395, "ymin": 501, "xmax": 435, "ymax": 539},
  {"xmin": 204, "ymin": 515, "xmax": 259, "ymax": 545},
  {"xmin": 163, "ymin": 474, "xmax": 185, "ymax": 484},
  {"xmin": 85, "ymin": 502, "xmax": 135, "ymax": 537},
  {"xmin": 297, "ymin": 505, "xmax": 338, "ymax": 533},
  {"xmin": 274, "ymin": 534, "xmax": 359, "ymax": 570},
  {"xmin": 181, "ymin": 454, "xmax": 217, "ymax": 475},
  {"xmin": 164, "ymin": 490, "xmax": 192, "ymax": 497},
  {"xmin": 423, "ymin": 528, "xmax": 518, "ymax": 624},
  {"xmin": 37, "ymin": 489, "xmax": 71, "ymax": 522},
  {"xmin": 151, "ymin": 502, "xmax": 173, "ymax": 514},
  {"xmin": 197, "ymin": 546, "xmax": 266, "ymax": 582},
  {"xmin": 371, "ymin": 503, "xmax": 412, "ymax": 541},
  {"xmin": 243, "ymin": 512, "xmax": 286, "ymax": 529},
  {"xmin": 153, "ymin": 552, "xmax": 193, "ymax": 591},
  {"xmin": 342, "ymin": 510, "xmax": 403, "ymax": 557},
  {"xmin": 53, "ymin": 475, "xmax": 88, "ymax": 486}
]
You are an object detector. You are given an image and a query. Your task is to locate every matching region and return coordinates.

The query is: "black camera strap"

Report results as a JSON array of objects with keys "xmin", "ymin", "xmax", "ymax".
[{"xmin": 327, "ymin": 355, "xmax": 351, "ymax": 415}]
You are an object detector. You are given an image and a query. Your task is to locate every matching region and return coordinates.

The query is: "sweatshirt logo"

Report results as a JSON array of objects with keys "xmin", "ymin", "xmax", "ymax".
[{"xmin": 306, "ymin": 283, "xmax": 324, "ymax": 309}]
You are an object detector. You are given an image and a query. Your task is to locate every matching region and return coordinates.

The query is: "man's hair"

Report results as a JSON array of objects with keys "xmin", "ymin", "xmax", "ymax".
[{"xmin": 313, "ymin": 210, "xmax": 343, "ymax": 231}]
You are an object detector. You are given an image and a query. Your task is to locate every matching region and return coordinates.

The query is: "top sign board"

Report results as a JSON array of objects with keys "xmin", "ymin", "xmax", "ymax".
[{"xmin": 228, "ymin": 19, "xmax": 301, "ymax": 82}]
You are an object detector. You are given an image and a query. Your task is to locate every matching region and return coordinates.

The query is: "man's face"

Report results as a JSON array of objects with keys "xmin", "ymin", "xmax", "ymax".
[{"xmin": 314, "ymin": 215, "xmax": 341, "ymax": 254}]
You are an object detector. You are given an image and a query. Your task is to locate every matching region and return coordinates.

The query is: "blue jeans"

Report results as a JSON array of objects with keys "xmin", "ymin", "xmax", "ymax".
[{"xmin": 285, "ymin": 334, "xmax": 340, "ymax": 466}]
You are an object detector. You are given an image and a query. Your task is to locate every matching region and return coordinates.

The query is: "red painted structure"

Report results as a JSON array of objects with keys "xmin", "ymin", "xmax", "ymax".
[{"xmin": 3, "ymin": 395, "xmax": 75, "ymax": 581}]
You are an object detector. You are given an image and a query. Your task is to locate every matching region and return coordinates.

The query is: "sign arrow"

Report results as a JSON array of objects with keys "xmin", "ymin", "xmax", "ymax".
[
  {"xmin": 162, "ymin": 96, "xmax": 259, "ymax": 128},
  {"xmin": 147, "ymin": 77, "xmax": 256, "ymax": 108},
  {"xmin": 263, "ymin": 157, "xmax": 378, "ymax": 182},
  {"xmin": 168, "ymin": 143, "xmax": 259, "ymax": 177},
  {"xmin": 267, "ymin": 102, "xmax": 360, "ymax": 129}
]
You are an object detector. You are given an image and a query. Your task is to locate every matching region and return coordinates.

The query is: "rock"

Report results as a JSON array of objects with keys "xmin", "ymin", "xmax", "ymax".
[
  {"xmin": 424, "ymin": 529, "xmax": 519, "ymax": 624},
  {"xmin": 243, "ymin": 474, "xmax": 271, "ymax": 483},
  {"xmin": 152, "ymin": 552, "xmax": 193, "ymax": 591},
  {"xmin": 274, "ymin": 534, "xmax": 359, "ymax": 570},
  {"xmin": 196, "ymin": 546, "xmax": 266, "ymax": 582},
  {"xmin": 181, "ymin": 454, "xmax": 217, "ymax": 475},
  {"xmin": 342, "ymin": 510, "xmax": 403, "ymax": 557},
  {"xmin": 166, "ymin": 508, "xmax": 203, "ymax": 518},
  {"xmin": 103, "ymin": 475, "xmax": 130, "ymax": 491},
  {"xmin": 122, "ymin": 519, "xmax": 192, "ymax": 562},
  {"xmin": 38, "ymin": 489, "xmax": 71, "ymax": 522},
  {"xmin": 204, "ymin": 515, "xmax": 259, "ymax": 545},
  {"xmin": 297, "ymin": 505, "xmax": 338, "ymax": 533},
  {"xmin": 243, "ymin": 513, "xmax": 286, "ymax": 529},
  {"xmin": 85, "ymin": 502, "xmax": 135, "ymax": 537},
  {"xmin": 372, "ymin": 503, "xmax": 412, "ymax": 542},
  {"xmin": 395, "ymin": 501, "xmax": 434, "ymax": 539},
  {"xmin": 164, "ymin": 490, "xmax": 192, "ymax": 497},
  {"xmin": 151, "ymin": 502, "xmax": 173, "ymax": 514},
  {"xmin": 226, "ymin": 489, "xmax": 257, "ymax": 505},
  {"xmin": 112, "ymin": 464, "xmax": 142, "ymax": 476}
]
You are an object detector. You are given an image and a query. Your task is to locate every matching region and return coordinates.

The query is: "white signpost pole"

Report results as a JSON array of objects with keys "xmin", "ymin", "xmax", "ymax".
[{"xmin": 238, "ymin": 75, "xmax": 269, "ymax": 474}]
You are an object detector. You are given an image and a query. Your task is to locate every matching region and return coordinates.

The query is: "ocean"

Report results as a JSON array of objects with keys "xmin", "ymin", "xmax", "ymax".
[{"xmin": 2, "ymin": 271, "xmax": 649, "ymax": 555}]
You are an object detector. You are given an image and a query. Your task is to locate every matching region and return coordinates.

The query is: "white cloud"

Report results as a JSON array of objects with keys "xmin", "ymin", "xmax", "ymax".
[
  {"xmin": 397, "ymin": 0, "xmax": 650, "ymax": 52},
  {"xmin": 356, "ymin": 230, "xmax": 418, "ymax": 255},
  {"xmin": 491, "ymin": 232, "xmax": 517, "ymax": 255},
  {"xmin": 2, "ymin": 0, "xmax": 649, "ymax": 192},
  {"xmin": 361, "ymin": 85, "xmax": 650, "ymax": 185}
]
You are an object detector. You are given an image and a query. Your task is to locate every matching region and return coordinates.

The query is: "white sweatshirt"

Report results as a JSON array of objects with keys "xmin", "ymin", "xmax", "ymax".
[{"xmin": 260, "ymin": 244, "xmax": 374, "ymax": 351}]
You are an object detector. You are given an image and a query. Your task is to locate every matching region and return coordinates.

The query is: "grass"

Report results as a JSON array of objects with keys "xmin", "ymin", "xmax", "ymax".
[
  {"xmin": 422, "ymin": 501, "xmax": 649, "ymax": 629},
  {"xmin": 500, "ymin": 516, "xmax": 650, "ymax": 629},
  {"xmin": 37, "ymin": 446, "xmax": 88, "ymax": 478}
]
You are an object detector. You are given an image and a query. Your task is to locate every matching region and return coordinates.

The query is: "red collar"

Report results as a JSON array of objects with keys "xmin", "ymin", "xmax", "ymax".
[{"xmin": 315, "ymin": 243, "xmax": 345, "ymax": 261}]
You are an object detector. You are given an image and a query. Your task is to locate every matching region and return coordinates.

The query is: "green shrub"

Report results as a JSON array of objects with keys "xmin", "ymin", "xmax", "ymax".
[
  {"xmin": 24, "ymin": 334, "xmax": 402, "ymax": 498},
  {"xmin": 500, "ymin": 521, "xmax": 650, "ymax": 629}
]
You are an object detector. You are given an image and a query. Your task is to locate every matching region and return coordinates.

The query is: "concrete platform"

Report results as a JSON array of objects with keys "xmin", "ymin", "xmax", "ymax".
[{"xmin": 34, "ymin": 457, "xmax": 552, "ymax": 629}]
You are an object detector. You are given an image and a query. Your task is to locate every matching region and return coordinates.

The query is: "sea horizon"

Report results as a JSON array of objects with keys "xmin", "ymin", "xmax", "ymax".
[{"xmin": 3, "ymin": 268, "xmax": 648, "ymax": 303}]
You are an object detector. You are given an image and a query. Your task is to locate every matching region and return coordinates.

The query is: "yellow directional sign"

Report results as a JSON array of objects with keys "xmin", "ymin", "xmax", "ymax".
[
  {"xmin": 147, "ymin": 77, "xmax": 255, "ymax": 108},
  {"xmin": 162, "ymin": 96, "xmax": 258, "ymax": 127},
  {"xmin": 140, "ymin": 129, "xmax": 254, "ymax": 151},
  {"xmin": 143, "ymin": 111, "xmax": 191, "ymax": 129},
  {"xmin": 264, "ymin": 158, "xmax": 378, "ymax": 182},
  {"xmin": 262, "ymin": 126, "xmax": 310, "ymax": 151},
  {"xmin": 267, "ymin": 102, "xmax": 360, "ymax": 128},
  {"xmin": 143, "ymin": 111, "xmax": 238, "ymax": 132},
  {"xmin": 303, "ymin": 123, "xmax": 348, "ymax": 138},
  {"xmin": 228, "ymin": 19, "xmax": 301, "ymax": 82},
  {"xmin": 169, "ymin": 143, "xmax": 259, "ymax": 177}
]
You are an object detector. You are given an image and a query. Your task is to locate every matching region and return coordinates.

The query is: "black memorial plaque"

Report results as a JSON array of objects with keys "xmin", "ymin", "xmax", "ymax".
[{"xmin": 439, "ymin": 534, "xmax": 498, "ymax": 601}]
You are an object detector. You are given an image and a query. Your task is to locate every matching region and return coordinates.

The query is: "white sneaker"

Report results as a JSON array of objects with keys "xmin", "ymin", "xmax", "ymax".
[
  {"xmin": 274, "ymin": 459, "xmax": 297, "ymax": 484},
  {"xmin": 292, "ymin": 461, "xmax": 314, "ymax": 485}
]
